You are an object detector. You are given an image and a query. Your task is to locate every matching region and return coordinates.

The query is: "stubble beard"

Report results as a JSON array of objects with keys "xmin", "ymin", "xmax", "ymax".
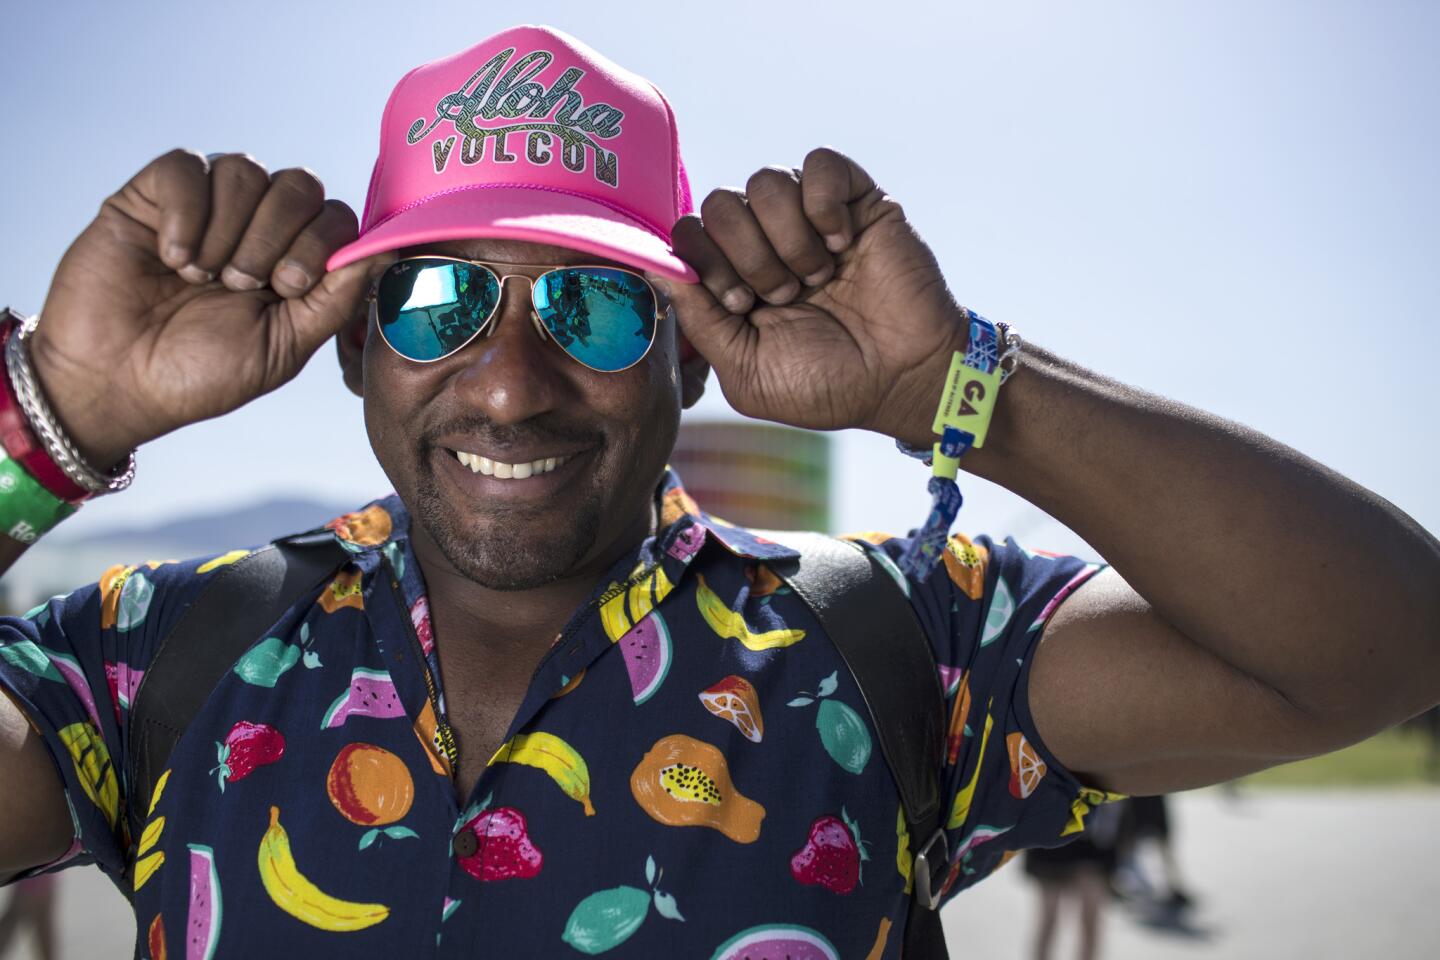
[{"xmin": 411, "ymin": 467, "xmax": 604, "ymax": 591}]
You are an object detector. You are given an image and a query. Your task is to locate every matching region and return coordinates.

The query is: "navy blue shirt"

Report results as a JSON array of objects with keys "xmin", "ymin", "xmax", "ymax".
[{"xmin": 0, "ymin": 471, "xmax": 1111, "ymax": 958}]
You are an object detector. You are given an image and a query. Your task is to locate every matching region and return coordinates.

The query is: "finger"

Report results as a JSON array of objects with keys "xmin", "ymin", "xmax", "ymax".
[
  {"xmin": 269, "ymin": 199, "xmax": 360, "ymax": 297},
  {"xmin": 800, "ymin": 147, "xmax": 877, "ymax": 252},
  {"xmin": 645, "ymin": 272, "xmax": 754, "ymax": 372},
  {"xmin": 277, "ymin": 252, "xmax": 396, "ymax": 369},
  {"xmin": 745, "ymin": 166, "xmax": 833, "ymax": 288},
  {"xmin": 221, "ymin": 167, "xmax": 327, "ymax": 291},
  {"xmin": 699, "ymin": 188, "xmax": 800, "ymax": 305},
  {"xmin": 670, "ymin": 215, "xmax": 755, "ymax": 315},
  {"xmin": 190, "ymin": 153, "xmax": 271, "ymax": 282},
  {"xmin": 141, "ymin": 149, "xmax": 212, "ymax": 273}
]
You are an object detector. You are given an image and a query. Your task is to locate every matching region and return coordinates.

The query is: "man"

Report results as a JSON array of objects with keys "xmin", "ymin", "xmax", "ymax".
[{"xmin": 0, "ymin": 23, "xmax": 1435, "ymax": 959}]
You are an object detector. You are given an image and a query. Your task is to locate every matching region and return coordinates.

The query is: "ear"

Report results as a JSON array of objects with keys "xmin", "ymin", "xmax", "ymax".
[
  {"xmin": 336, "ymin": 307, "xmax": 368, "ymax": 398},
  {"xmin": 678, "ymin": 326, "xmax": 710, "ymax": 409}
]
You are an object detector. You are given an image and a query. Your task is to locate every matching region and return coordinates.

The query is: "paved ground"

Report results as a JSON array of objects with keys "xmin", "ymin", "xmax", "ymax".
[{"xmin": 2, "ymin": 787, "xmax": 1437, "ymax": 958}]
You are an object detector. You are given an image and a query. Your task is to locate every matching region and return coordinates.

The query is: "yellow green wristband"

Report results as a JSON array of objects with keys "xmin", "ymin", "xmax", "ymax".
[{"xmin": 0, "ymin": 454, "xmax": 78, "ymax": 544}]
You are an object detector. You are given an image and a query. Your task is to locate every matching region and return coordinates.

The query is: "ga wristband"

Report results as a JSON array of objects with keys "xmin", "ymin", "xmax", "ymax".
[{"xmin": 896, "ymin": 311, "xmax": 1008, "ymax": 579}]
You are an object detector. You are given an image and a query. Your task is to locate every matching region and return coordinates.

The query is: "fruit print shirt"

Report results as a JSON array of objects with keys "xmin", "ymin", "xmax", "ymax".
[{"xmin": 0, "ymin": 471, "xmax": 1112, "ymax": 959}]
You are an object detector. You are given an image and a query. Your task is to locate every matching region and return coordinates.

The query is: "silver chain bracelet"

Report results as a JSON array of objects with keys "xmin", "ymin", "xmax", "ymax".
[{"xmin": 5, "ymin": 315, "xmax": 136, "ymax": 495}]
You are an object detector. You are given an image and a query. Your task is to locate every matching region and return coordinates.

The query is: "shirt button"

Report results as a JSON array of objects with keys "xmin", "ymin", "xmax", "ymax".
[{"xmin": 453, "ymin": 829, "xmax": 478, "ymax": 859}]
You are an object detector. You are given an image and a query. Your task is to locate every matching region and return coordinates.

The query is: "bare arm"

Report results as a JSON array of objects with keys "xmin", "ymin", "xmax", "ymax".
[
  {"xmin": 658, "ymin": 146, "xmax": 1440, "ymax": 797},
  {"xmin": 0, "ymin": 149, "xmax": 381, "ymax": 879},
  {"xmin": 0, "ymin": 685, "xmax": 72, "ymax": 883},
  {"xmin": 968, "ymin": 346, "xmax": 1440, "ymax": 794}
]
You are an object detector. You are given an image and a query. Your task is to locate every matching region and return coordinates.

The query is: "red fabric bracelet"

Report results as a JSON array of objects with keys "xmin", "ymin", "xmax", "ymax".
[{"xmin": 0, "ymin": 319, "xmax": 92, "ymax": 504}]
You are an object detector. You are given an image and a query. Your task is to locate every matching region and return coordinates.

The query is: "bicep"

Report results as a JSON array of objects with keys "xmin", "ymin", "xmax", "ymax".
[
  {"xmin": 0, "ymin": 685, "xmax": 73, "ymax": 882},
  {"xmin": 1028, "ymin": 567, "xmax": 1338, "ymax": 796}
]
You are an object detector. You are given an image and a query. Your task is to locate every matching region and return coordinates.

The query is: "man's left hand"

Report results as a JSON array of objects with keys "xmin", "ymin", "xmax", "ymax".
[{"xmin": 661, "ymin": 148, "xmax": 966, "ymax": 446}]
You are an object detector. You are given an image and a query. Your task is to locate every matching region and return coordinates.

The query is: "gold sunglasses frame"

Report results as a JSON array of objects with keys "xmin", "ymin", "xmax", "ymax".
[{"xmin": 365, "ymin": 255, "xmax": 664, "ymax": 373}]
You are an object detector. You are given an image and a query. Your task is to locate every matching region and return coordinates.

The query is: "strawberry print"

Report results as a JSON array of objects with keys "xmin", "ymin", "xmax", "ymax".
[
  {"xmin": 789, "ymin": 807, "xmax": 869, "ymax": 895},
  {"xmin": 456, "ymin": 796, "xmax": 542, "ymax": 882},
  {"xmin": 211, "ymin": 721, "xmax": 285, "ymax": 792}
]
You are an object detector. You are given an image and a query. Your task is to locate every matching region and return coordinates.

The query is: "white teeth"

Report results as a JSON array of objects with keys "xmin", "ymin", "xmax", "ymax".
[{"xmin": 455, "ymin": 450, "xmax": 568, "ymax": 479}]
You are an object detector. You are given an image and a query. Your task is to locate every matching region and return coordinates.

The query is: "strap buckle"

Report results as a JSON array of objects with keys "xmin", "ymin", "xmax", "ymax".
[{"xmin": 912, "ymin": 826, "xmax": 950, "ymax": 910}]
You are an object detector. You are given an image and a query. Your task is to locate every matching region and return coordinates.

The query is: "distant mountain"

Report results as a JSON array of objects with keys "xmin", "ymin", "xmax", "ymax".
[{"xmin": 49, "ymin": 496, "xmax": 357, "ymax": 557}]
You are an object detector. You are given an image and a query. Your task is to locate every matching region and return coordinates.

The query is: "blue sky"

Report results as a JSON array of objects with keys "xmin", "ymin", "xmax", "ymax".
[{"xmin": 2, "ymin": 0, "xmax": 1436, "ymax": 557}]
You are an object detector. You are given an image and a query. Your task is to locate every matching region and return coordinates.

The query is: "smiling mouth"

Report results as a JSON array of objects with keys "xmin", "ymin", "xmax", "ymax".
[{"xmin": 453, "ymin": 450, "xmax": 571, "ymax": 480}]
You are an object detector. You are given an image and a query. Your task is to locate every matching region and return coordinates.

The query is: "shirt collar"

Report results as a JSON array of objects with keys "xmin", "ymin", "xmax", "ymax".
[{"xmin": 320, "ymin": 468, "xmax": 801, "ymax": 564}]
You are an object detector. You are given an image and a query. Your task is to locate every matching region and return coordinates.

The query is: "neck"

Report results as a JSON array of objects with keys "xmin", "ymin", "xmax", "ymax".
[{"xmin": 409, "ymin": 503, "xmax": 657, "ymax": 663}]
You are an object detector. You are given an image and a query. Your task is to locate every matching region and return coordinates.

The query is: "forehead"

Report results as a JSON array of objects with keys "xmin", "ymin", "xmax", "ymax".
[{"xmin": 401, "ymin": 237, "xmax": 627, "ymax": 269}]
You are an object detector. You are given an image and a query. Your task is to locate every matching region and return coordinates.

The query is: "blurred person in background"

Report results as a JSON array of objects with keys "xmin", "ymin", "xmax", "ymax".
[
  {"xmin": 1023, "ymin": 801, "xmax": 1123, "ymax": 960},
  {"xmin": 0, "ymin": 872, "xmax": 57, "ymax": 960}
]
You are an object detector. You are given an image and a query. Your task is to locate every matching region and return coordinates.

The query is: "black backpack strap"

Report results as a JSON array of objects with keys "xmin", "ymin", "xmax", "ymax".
[
  {"xmin": 759, "ymin": 531, "xmax": 950, "ymax": 959},
  {"xmin": 122, "ymin": 532, "xmax": 348, "ymax": 894}
]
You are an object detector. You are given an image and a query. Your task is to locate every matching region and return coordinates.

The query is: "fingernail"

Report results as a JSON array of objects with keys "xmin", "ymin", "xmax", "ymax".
[
  {"xmin": 722, "ymin": 287, "xmax": 753, "ymax": 314},
  {"xmin": 275, "ymin": 262, "xmax": 312, "ymax": 292},
  {"xmin": 178, "ymin": 264, "xmax": 214, "ymax": 285},
  {"xmin": 220, "ymin": 265, "xmax": 264, "ymax": 291},
  {"xmin": 762, "ymin": 280, "xmax": 801, "ymax": 305},
  {"xmin": 803, "ymin": 264, "xmax": 833, "ymax": 287},
  {"xmin": 165, "ymin": 243, "xmax": 190, "ymax": 266},
  {"xmin": 824, "ymin": 233, "xmax": 848, "ymax": 252}
]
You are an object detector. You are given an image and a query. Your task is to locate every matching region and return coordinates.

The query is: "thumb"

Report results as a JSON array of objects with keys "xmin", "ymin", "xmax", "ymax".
[
  {"xmin": 648, "ymin": 274, "xmax": 755, "ymax": 371},
  {"xmin": 285, "ymin": 252, "xmax": 395, "ymax": 360}
]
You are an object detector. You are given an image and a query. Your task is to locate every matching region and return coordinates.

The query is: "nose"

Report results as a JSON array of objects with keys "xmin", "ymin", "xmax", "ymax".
[{"xmin": 449, "ymin": 274, "xmax": 569, "ymax": 425}]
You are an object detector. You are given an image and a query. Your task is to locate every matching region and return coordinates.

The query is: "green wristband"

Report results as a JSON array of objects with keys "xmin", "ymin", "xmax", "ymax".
[{"xmin": 0, "ymin": 454, "xmax": 78, "ymax": 544}]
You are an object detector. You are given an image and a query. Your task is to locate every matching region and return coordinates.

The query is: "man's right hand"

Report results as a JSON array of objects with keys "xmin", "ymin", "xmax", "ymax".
[{"xmin": 30, "ymin": 149, "xmax": 386, "ymax": 469}]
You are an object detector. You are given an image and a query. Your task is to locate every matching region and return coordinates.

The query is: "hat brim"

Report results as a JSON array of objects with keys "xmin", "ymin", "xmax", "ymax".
[{"xmin": 326, "ymin": 184, "xmax": 697, "ymax": 282}]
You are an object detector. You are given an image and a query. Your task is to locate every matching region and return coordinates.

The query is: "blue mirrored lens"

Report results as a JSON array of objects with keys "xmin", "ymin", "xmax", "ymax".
[
  {"xmin": 534, "ymin": 268, "xmax": 656, "ymax": 371},
  {"xmin": 376, "ymin": 260, "xmax": 499, "ymax": 361}
]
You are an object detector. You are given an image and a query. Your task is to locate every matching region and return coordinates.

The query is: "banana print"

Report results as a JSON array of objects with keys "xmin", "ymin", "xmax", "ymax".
[
  {"xmin": 948, "ymin": 708, "xmax": 994, "ymax": 830},
  {"xmin": 258, "ymin": 806, "xmax": 390, "ymax": 932},
  {"xmin": 58, "ymin": 721, "xmax": 118, "ymax": 829},
  {"xmin": 488, "ymin": 732, "xmax": 595, "ymax": 816},
  {"xmin": 695, "ymin": 575, "xmax": 805, "ymax": 651}
]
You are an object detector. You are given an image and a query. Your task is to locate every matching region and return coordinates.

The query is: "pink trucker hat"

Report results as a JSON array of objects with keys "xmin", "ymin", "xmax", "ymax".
[{"xmin": 327, "ymin": 25, "xmax": 696, "ymax": 280}]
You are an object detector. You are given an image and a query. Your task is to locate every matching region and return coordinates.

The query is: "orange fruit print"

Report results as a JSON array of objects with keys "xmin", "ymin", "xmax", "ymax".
[
  {"xmin": 327, "ymin": 743, "xmax": 415, "ymax": 825},
  {"xmin": 699, "ymin": 675, "xmax": 764, "ymax": 743},
  {"xmin": 1006, "ymin": 732, "xmax": 1047, "ymax": 799}
]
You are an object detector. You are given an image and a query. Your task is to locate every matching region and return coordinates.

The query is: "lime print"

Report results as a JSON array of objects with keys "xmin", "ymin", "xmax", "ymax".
[
  {"xmin": 787, "ymin": 671, "xmax": 873, "ymax": 774},
  {"xmin": 258, "ymin": 806, "xmax": 390, "ymax": 932},
  {"xmin": 562, "ymin": 856, "xmax": 684, "ymax": 954},
  {"xmin": 489, "ymin": 731, "xmax": 596, "ymax": 816},
  {"xmin": 232, "ymin": 637, "xmax": 301, "ymax": 688},
  {"xmin": 980, "ymin": 575, "xmax": 1016, "ymax": 646}
]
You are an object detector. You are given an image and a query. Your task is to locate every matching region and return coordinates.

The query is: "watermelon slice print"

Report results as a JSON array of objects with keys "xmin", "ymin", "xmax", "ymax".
[
  {"xmin": 709, "ymin": 923, "xmax": 840, "ymax": 960},
  {"xmin": 186, "ymin": 844, "xmax": 221, "ymax": 960},
  {"xmin": 618, "ymin": 612, "xmax": 672, "ymax": 705}
]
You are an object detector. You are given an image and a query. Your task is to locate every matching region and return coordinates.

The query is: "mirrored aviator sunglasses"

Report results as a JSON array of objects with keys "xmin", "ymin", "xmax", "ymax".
[{"xmin": 371, "ymin": 257, "xmax": 660, "ymax": 372}]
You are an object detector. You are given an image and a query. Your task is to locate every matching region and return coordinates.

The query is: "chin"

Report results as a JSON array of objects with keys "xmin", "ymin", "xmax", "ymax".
[{"xmin": 410, "ymin": 478, "xmax": 604, "ymax": 591}]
